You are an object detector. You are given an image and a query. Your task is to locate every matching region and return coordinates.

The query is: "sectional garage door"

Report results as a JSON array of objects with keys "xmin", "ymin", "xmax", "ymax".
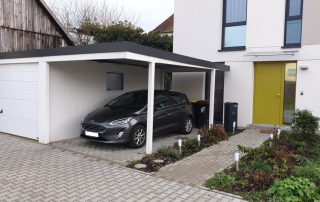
[{"xmin": 0, "ymin": 63, "xmax": 39, "ymax": 140}]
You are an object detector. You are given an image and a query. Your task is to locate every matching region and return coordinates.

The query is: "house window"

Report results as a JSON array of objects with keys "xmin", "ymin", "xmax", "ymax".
[
  {"xmin": 284, "ymin": 0, "xmax": 303, "ymax": 47},
  {"xmin": 107, "ymin": 72, "xmax": 123, "ymax": 90},
  {"xmin": 222, "ymin": 0, "xmax": 247, "ymax": 50}
]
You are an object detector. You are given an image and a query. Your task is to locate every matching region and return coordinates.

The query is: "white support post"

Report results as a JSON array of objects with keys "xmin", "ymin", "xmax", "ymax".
[
  {"xmin": 209, "ymin": 69, "xmax": 216, "ymax": 128},
  {"xmin": 38, "ymin": 61, "xmax": 50, "ymax": 144},
  {"xmin": 146, "ymin": 61, "xmax": 156, "ymax": 154}
]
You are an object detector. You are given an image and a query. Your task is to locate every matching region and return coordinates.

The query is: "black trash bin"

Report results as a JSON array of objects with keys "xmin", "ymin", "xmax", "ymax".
[
  {"xmin": 193, "ymin": 100, "xmax": 209, "ymax": 129},
  {"xmin": 224, "ymin": 102, "xmax": 238, "ymax": 133}
]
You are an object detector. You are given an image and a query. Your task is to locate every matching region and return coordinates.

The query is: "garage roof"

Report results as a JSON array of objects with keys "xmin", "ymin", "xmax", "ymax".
[{"xmin": 0, "ymin": 41, "xmax": 229, "ymax": 71}]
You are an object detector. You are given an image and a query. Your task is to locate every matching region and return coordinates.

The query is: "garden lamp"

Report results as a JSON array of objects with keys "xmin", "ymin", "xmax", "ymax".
[
  {"xmin": 197, "ymin": 134, "xmax": 201, "ymax": 147},
  {"xmin": 234, "ymin": 150, "xmax": 240, "ymax": 172},
  {"xmin": 178, "ymin": 139, "xmax": 182, "ymax": 155}
]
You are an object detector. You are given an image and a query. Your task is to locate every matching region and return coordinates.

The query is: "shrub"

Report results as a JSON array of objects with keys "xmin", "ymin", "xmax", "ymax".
[
  {"xmin": 157, "ymin": 146, "xmax": 181, "ymax": 159},
  {"xmin": 293, "ymin": 155, "xmax": 309, "ymax": 166},
  {"xmin": 267, "ymin": 177, "xmax": 319, "ymax": 202},
  {"xmin": 294, "ymin": 165, "xmax": 320, "ymax": 184},
  {"xmin": 248, "ymin": 160, "xmax": 273, "ymax": 172},
  {"xmin": 205, "ymin": 172, "xmax": 236, "ymax": 190},
  {"xmin": 199, "ymin": 124, "xmax": 228, "ymax": 144},
  {"xmin": 292, "ymin": 110, "xmax": 319, "ymax": 139},
  {"xmin": 244, "ymin": 171, "xmax": 275, "ymax": 191},
  {"xmin": 211, "ymin": 124, "xmax": 228, "ymax": 141},
  {"xmin": 182, "ymin": 139, "xmax": 199, "ymax": 152}
]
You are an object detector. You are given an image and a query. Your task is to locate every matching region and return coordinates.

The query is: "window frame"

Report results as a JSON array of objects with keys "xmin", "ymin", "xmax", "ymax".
[
  {"xmin": 221, "ymin": 0, "xmax": 248, "ymax": 51},
  {"xmin": 283, "ymin": 0, "xmax": 304, "ymax": 48}
]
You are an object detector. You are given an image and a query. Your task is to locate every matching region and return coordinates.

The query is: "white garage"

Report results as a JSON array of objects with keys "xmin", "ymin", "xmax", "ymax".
[
  {"xmin": 0, "ymin": 42, "xmax": 229, "ymax": 154},
  {"xmin": 0, "ymin": 63, "xmax": 39, "ymax": 140}
]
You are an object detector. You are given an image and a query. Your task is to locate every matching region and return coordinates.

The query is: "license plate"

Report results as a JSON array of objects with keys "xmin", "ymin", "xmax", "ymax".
[{"xmin": 85, "ymin": 131, "xmax": 99, "ymax": 137}]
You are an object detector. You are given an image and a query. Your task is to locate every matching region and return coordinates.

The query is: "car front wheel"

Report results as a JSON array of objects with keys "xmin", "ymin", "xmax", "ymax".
[
  {"xmin": 181, "ymin": 117, "xmax": 193, "ymax": 135},
  {"xmin": 129, "ymin": 125, "xmax": 146, "ymax": 148}
]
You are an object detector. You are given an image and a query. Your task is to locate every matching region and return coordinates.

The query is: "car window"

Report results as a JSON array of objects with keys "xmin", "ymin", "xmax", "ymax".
[
  {"xmin": 154, "ymin": 95, "xmax": 177, "ymax": 110},
  {"xmin": 170, "ymin": 94, "xmax": 188, "ymax": 104},
  {"xmin": 106, "ymin": 92, "xmax": 147, "ymax": 109}
]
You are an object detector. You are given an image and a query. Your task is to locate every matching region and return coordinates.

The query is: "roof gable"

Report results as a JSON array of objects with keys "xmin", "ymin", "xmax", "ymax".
[{"xmin": 153, "ymin": 14, "xmax": 174, "ymax": 34}]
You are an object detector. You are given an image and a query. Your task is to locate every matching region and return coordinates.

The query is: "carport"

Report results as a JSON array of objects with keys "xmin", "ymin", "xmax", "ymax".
[{"xmin": 0, "ymin": 42, "xmax": 229, "ymax": 154}]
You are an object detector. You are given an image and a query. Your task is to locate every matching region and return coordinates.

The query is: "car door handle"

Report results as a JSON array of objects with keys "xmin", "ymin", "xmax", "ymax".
[
  {"xmin": 277, "ymin": 93, "xmax": 281, "ymax": 97},
  {"xmin": 0, "ymin": 109, "xmax": 3, "ymax": 114}
]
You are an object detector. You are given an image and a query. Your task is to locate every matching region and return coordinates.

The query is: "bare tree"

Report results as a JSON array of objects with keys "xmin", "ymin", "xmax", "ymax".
[{"xmin": 44, "ymin": 0, "xmax": 138, "ymax": 45}]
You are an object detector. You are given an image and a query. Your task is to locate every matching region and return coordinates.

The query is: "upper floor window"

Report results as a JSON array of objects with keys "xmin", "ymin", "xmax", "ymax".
[
  {"xmin": 284, "ymin": 0, "xmax": 303, "ymax": 47},
  {"xmin": 222, "ymin": 0, "xmax": 247, "ymax": 50}
]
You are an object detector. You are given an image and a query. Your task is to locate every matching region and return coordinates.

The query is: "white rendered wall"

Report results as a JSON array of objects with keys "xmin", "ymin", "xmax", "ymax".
[
  {"xmin": 172, "ymin": 72, "xmax": 206, "ymax": 100},
  {"xmin": 296, "ymin": 60, "xmax": 320, "ymax": 118},
  {"xmin": 224, "ymin": 62, "xmax": 254, "ymax": 127},
  {"xmin": 49, "ymin": 61, "xmax": 161, "ymax": 142}
]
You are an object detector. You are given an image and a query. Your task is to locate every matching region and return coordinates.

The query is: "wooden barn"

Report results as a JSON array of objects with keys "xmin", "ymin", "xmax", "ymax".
[{"xmin": 0, "ymin": 0, "xmax": 73, "ymax": 53}]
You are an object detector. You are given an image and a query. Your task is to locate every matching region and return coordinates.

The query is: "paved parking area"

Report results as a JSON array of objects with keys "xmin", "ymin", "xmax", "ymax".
[
  {"xmin": 0, "ymin": 133, "xmax": 245, "ymax": 202},
  {"xmin": 154, "ymin": 129, "xmax": 269, "ymax": 187},
  {"xmin": 51, "ymin": 130, "xmax": 198, "ymax": 165}
]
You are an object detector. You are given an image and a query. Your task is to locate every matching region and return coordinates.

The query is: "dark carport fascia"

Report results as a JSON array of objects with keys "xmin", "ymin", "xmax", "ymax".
[{"xmin": 0, "ymin": 41, "xmax": 230, "ymax": 72}]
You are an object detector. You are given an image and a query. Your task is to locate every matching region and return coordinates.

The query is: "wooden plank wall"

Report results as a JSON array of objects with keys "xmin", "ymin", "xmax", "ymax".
[{"xmin": 0, "ymin": 0, "xmax": 68, "ymax": 53}]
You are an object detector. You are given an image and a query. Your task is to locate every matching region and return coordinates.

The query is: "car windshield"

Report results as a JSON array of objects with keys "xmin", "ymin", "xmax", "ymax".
[{"xmin": 106, "ymin": 92, "xmax": 147, "ymax": 110}]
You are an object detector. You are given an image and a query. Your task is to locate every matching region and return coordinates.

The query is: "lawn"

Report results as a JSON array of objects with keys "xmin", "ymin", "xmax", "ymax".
[{"xmin": 205, "ymin": 110, "xmax": 320, "ymax": 202}]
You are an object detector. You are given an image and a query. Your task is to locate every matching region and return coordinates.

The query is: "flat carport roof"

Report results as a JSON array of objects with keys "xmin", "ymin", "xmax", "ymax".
[{"xmin": 0, "ymin": 41, "xmax": 230, "ymax": 154}]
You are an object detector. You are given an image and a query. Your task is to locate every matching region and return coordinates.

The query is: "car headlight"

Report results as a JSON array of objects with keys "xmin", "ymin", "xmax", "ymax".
[{"xmin": 109, "ymin": 117, "xmax": 132, "ymax": 126}]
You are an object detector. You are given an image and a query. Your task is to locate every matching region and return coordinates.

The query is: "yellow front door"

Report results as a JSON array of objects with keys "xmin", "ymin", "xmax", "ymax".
[{"xmin": 253, "ymin": 63, "xmax": 284, "ymax": 125}]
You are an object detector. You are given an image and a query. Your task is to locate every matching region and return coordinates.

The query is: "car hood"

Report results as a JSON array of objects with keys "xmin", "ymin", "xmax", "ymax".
[{"xmin": 84, "ymin": 107, "xmax": 139, "ymax": 123}]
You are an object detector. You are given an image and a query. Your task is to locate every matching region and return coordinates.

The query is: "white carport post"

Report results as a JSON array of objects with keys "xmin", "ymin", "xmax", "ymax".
[
  {"xmin": 38, "ymin": 61, "xmax": 50, "ymax": 144},
  {"xmin": 146, "ymin": 61, "xmax": 156, "ymax": 154},
  {"xmin": 209, "ymin": 69, "xmax": 216, "ymax": 128}
]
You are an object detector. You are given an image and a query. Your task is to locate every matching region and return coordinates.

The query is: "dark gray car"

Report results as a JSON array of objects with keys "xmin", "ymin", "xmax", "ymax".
[{"xmin": 81, "ymin": 90, "xmax": 193, "ymax": 148}]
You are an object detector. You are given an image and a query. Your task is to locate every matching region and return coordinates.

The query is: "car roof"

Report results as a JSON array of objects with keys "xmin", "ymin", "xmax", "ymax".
[{"xmin": 127, "ymin": 90, "xmax": 186, "ymax": 96}]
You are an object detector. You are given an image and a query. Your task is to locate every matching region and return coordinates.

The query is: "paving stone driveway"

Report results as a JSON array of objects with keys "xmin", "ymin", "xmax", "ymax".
[
  {"xmin": 51, "ymin": 130, "xmax": 198, "ymax": 165},
  {"xmin": 0, "ymin": 133, "xmax": 244, "ymax": 202},
  {"xmin": 154, "ymin": 129, "xmax": 269, "ymax": 187}
]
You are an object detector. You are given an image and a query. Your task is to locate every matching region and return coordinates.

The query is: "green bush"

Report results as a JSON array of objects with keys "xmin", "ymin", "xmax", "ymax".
[
  {"xmin": 267, "ymin": 177, "xmax": 319, "ymax": 202},
  {"xmin": 205, "ymin": 172, "xmax": 236, "ymax": 190},
  {"xmin": 182, "ymin": 139, "xmax": 199, "ymax": 152},
  {"xmin": 294, "ymin": 165, "xmax": 320, "ymax": 184},
  {"xmin": 157, "ymin": 146, "xmax": 181, "ymax": 159},
  {"xmin": 292, "ymin": 110, "xmax": 319, "ymax": 139},
  {"xmin": 248, "ymin": 160, "xmax": 273, "ymax": 172}
]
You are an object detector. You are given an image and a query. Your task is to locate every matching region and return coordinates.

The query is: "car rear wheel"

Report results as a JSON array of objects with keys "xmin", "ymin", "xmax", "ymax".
[
  {"xmin": 181, "ymin": 116, "xmax": 193, "ymax": 135},
  {"xmin": 129, "ymin": 125, "xmax": 146, "ymax": 148}
]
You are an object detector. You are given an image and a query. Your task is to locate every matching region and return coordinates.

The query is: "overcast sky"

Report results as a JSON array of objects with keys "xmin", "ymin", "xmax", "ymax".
[{"xmin": 45, "ymin": 0, "xmax": 174, "ymax": 32}]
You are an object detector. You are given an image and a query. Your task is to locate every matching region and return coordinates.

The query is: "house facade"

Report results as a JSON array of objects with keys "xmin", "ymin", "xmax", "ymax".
[
  {"xmin": 173, "ymin": 0, "xmax": 320, "ymax": 127},
  {"xmin": 0, "ymin": 0, "xmax": 73, "ymax": 53}
]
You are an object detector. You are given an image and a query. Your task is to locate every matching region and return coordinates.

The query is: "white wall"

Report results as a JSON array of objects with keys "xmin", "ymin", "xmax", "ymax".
[
  {"xmin": 49, "ymin": 61, "xmax": 161, "ymax": 142},
  {"xmin": 224, "ymin": 62, "xmax": 254, "ymax": 126},
  {"xmin": 172, "ymin": 72, "xmax": 206, "ymax": 100},
  {"xmin": 296, "ymin": 60, "xmax": 320, "ymax": 117},
  {"xmin": 246, "ymin": 0, "xmax": 286, "ymax": 49}
]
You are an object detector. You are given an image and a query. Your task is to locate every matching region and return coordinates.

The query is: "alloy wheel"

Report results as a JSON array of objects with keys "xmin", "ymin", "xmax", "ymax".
[
  {"xmin": 185, "ymin": 119, "xmax": 193, "ymax": 133},
  {"xmin": 134, "ymin": 128, "xmax": 146, "ymax": 146}
]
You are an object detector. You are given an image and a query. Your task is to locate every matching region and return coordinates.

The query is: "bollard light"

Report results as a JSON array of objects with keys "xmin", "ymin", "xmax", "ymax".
[
  {"xmin": 178, "ymin": 139, "xmax": 182, "ymax": 155},
  {"xmin": 197, "ymin": 134, "xmax": 201, "ymax": 147},
  {"xmin": 233, "ymin": 121, "xmax": 237, "ymax": 134},
  {"xmin": 234, "ymin": 150, "xmax": 240, "ymax": 162},
  {"xmin": 277, "ymin": 129, "xmax": 281, "ymax": 137},
  {"xmin": 269, "ymin": 134, "xmax": 274, "ymax": 148},
  {"xmin": 234, "ymin": 150, "xmax": 240, "ymax": 172}
]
